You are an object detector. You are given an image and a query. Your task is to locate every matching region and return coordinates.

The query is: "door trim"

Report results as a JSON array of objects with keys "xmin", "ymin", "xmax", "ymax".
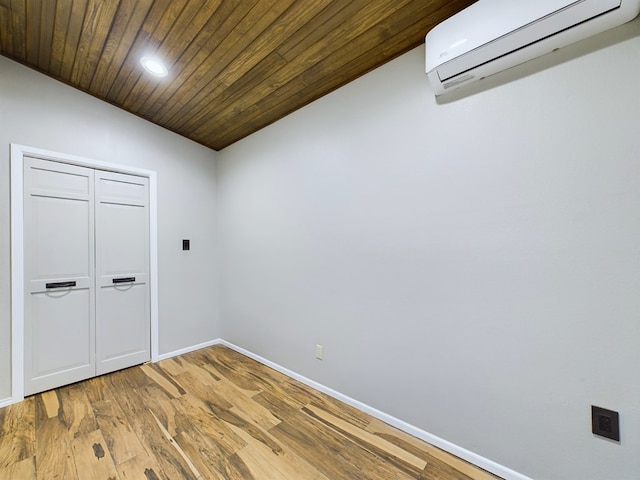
[{"xmin": 10, "ymin": 143, "xmax": 159, "ymax": 404}]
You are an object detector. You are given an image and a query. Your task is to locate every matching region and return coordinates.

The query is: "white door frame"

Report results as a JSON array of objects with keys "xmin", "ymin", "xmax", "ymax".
[{"xmin": 10, "ymin": 143, "xmax": 159, "ymax": 405}]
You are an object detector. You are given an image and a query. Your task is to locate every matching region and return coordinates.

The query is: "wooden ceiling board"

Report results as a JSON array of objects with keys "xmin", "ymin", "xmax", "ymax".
[
  {"xmin": 171, "ymin": 0, "xmax": 415, "ymax": 141},
  {"xmin": 131, "ymin": 0, "xmax": 256, "ymax": 122},
  {"xmin": 152, "ymin": 0, "xmax": 291, "ymax": 127},
  {"xmin": 59, "ymin": 0, "xmax": 88, "ymax": 80},
  {"xmin": 0, "ymin": 0, "xmax": 476, "ymax": 151},
  {"xmin": 157, "ymin": 3, "xmax": 325, "ymax": 136},
  {"xmin": 49, "ymin": 0, "xmax": 72, "ymax": 76},
  {"xmin": 156, "ymin": 0, "xmax": 335, "ymax": 131},
  {"xmin": 123, "ymin": 0, "xmax": 218, "ymax": 112},
  {"xmin": 188, "ymin": 0, "xmax": 411, "ymax": 143},
  {"xmin": 120, "ymin": 1, "xmax": 199, "ymax": 110},
  {"xmin": 89, "ymin": 0, "xmax": 155, "ymax": 96},
  {"xmin": 132, "ymin": 1, "xmax": 237, "ymax": 119},
  {"xmin": 196, "ymin": 0, "xmax": 476, "ymax": 148},
  {"xmin": 38, "ymin": 0, "xmax": 55, "ymax": 67},
  {"xmin": 0, "ymin": 6, "xmax": 11, "ymax": 55},
  {"xmin": 24, "ymin": 0, "xmax": 39, "ymax": 65},
  {"xmin": 108, "ymin": 0, "xmax": 185, "ymax": 105}
]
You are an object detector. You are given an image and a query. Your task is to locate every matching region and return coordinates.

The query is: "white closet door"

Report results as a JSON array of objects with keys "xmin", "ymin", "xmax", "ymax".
[
  {"xmin": 95, "ymin": 171, "xmax": 150, "ymax": 375},
  {"xmin": 24, "ymin": 158, "xmax": 96, "ymax": 396}
]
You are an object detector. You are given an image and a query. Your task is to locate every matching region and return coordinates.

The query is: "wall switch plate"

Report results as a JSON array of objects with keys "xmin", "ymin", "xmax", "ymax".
[
  {"xmin": 182, "ymin": 239, "xmax": 190, "ymax": 251},
  {"xmin": 315, "ymin": 344, "xmax": 323, "ymax": 360},
  {"xmin": 592, "ymin": 405, "xmax": 620, "ymax": 441}
]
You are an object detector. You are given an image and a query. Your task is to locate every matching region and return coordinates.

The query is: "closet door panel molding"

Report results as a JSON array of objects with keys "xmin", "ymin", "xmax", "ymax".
[
  {"xmin": 10, "ymin": 143, "xmax": 159, "ymax": 404},
  {"xmin": 23, "ymin": 158, "xmax": 96, "ymax": 395},
  {"xmin": 95, "ymin": 171, "xmax": 150, "ymax": 375}
]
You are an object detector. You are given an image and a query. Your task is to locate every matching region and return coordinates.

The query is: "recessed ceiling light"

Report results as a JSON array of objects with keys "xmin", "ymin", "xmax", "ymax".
[{"xmin": 140, "ymin": 56, "xmax": 168, "ymax": 77}]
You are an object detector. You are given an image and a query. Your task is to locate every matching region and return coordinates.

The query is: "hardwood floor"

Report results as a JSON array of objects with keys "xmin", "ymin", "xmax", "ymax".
[{"xmin": 0, "ymin": 345, "xmax": 502, "ymax": 479}]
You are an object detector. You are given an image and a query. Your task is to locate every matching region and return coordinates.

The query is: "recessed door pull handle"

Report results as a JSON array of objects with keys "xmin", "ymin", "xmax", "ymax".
[
  {"xmin": 113, "ymin": 277, "xmax": 136, "ymax": 284},
  {"xmin": 46, "ymin": 281, "xmax": 76, "ymax": 289}
]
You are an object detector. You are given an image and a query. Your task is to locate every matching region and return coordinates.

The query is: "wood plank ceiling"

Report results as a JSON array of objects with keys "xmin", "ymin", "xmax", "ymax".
[{"xmin": 0, "ymin": 0, "xmax": 475, "ymax": 151}]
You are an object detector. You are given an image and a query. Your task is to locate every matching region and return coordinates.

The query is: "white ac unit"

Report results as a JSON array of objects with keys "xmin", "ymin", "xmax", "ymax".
[{"xmin": 425, "ymin": 0, "xmax": 640, "ymax": 95}]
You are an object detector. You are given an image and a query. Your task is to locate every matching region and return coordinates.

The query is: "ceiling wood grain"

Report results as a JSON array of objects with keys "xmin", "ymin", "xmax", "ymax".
[{"xmin": 0, "ymin": 0, "xmax": 475, "ymax": 150}]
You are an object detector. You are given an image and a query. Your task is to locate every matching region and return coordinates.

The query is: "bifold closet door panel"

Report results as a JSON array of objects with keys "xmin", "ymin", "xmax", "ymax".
[
  {"xmin": 23, "ymin": 158, "xmax": 96, "ymax": 396},
  {"xmin": 95, "ymin": 171, "xmax": 150, "ymax": 376}
]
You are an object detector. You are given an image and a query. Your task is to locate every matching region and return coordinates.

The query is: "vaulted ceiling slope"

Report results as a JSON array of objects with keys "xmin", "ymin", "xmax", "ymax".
[{"xmin": 0, "ymin": 0, "xmax": 475, "ymax": 151}]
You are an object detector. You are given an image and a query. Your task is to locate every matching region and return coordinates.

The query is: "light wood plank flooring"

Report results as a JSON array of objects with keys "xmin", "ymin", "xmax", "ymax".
[{"xmin": 0, "ymin": 345, "xmax": 502, "ymax": 479}]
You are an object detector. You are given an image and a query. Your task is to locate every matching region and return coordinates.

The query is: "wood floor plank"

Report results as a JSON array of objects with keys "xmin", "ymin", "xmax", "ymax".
[
  {"xmin": 233, "ymin": 445, "xmax": 290, "ymax": 480},
  {"xmin": 34, "ymin": 418, "xmax": 78, "ymax": 479},
  {"xmin": 172, "ymin": 428, "xmax": 250, "ymax": 480},
  {"xmin": 110, "ymin": 365, "xmax": 154, "ymax": 391},
  {"xmin": 197, "ymin": 346, "xmax": 277, "ymax": 394},
  {"xmin": 247, "ymin": 358, "xmax": 372, "ymax": 430},
  {"xmin": 337, "ymin": 440, "xmax": 417, "ymax": 480},
  {"xmin": 131, "ymin": 383, "xmax": 181, "ymax": 438},
  {"xmin": 0, "ymin": 397, "xmax": 35, "ymax": 468},
  {"xmin": 140, "ymin": 364, "xmax": 186, "ymax": 399},
  {"xmin": 83, "ymin": 374, "xmax": 114, "ymax": 404},
  {"xmin": 304, "ymin": 403, "xmax": 427, "ymax": 472},
  {"xmin": 173, "ymin": 371, "xmax": 232, "ymax": 411},
  {"xmin": 206, "ymin": 401, "xmax": 284, "ymax": 458},
  {"xmin": 215, "ymin": 378, "xmax": 282, "ymax": 431},
  {"xmin": 155, "ymin": 357, "xmax": 186, "ymax": 378},
  {"xmin": 268, "ymin": 407, "xmax": 369, "ymax": 480},
  {"xmin": 126, "ymin": 410, "xmax": 198, "ymax": 480},
  {"xmin": 252, "ymin": 388, "xmax": 306, "ymax": 422},
  {"xmin": 420, "ymin": 452, "xmax": 477, "ymax": 480},
  {"xmin": 0, "ymin": 456, "xmax": 36, "ymax": 480},
  {"xmin": 70, "ymin": 429, "xmax": 120, "ymax": 480},
  {"xmin": 180, "ymin": 349, "xmax": 223, "ymax": 381},
  {"xmin": 34, "ymin": 396, "xmax": 78, "ymax": 479},
  {"xmin": 91, "ymin": 398, "xmax": 147, "ymax": 466},
  {"xmin": 56, "ymin": 384, "xmax": 99, "ymax": 439},
  {"xmin": 106, "ymin": 383, "xmax": 199, "ymax": 480},
  {"xmin": 172, "ymin": 393, "xmax": 246, "ymax": 456},
  {"xmin": 148, "ymin": 410, "xmax": 202, "ymax": 479},
  {"xmin": 177, "ymin": 356, "xmax": 220, "ymax": 386},
  {"xmin": 116, "ymin": 453, "xmax": 166, "ymax": 480},
  {"xmin": 305, "ymin": 389, "xmax": 372, "ymax": 430},
  {"xmin": 366, "ymin": 417, "xmax": 502, "ymax": 480},
  {"xmin": 228, "ymin": 421, "xmax": 331, "ymax": 480},
  {"xmin": 40, "ymin": 390, "xmax": 60, "ymax": 419},
  {"xmin": 0, "ymin": 344, "xmax": 503, "ymax": 480}
]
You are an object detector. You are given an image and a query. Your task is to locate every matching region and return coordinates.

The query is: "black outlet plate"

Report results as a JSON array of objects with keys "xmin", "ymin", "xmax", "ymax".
[
  {"xmin": 592, "ymin": 405, "xmax": 620, "ymax": 442},
  {"xmin": 182, "ymin": 239, "xmax": 190, "ymax": 251}
]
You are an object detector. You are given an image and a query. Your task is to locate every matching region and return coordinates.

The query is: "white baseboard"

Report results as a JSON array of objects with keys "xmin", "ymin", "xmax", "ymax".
[
  {"xmin": 218, "ymin": 339, "xmax": 533, "ymax": 480},
  {"xmin": 0, "ymin": 397, "xmax": 16, "ymax": 408},
  {"xmin": 156, "ymin": 339, "xmax": 222, "ymax": 361}
]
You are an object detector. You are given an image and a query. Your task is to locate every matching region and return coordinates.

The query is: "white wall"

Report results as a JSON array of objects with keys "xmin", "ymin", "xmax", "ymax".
[
  {"xmin": 217, "ymin": 18, "xmax": 640, "ymax": 480},
  {"xmin": 0, "ymin": 57, "xmax": 220, "ymax": 401}
]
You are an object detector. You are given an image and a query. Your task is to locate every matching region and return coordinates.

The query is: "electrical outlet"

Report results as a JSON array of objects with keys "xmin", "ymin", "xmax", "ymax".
[
  {"xmin": 315, "ymin": 344, "xmax": 323, "ymax": 360},
  {"xmin": 592, "ymin": 405, "xmax": 620, "ymax": 441}
]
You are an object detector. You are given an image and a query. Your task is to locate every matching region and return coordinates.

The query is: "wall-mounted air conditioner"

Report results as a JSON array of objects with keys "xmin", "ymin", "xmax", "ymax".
[{"xmin": 425, "ymin": 0, "xmax": 640, "ymax": 95}]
